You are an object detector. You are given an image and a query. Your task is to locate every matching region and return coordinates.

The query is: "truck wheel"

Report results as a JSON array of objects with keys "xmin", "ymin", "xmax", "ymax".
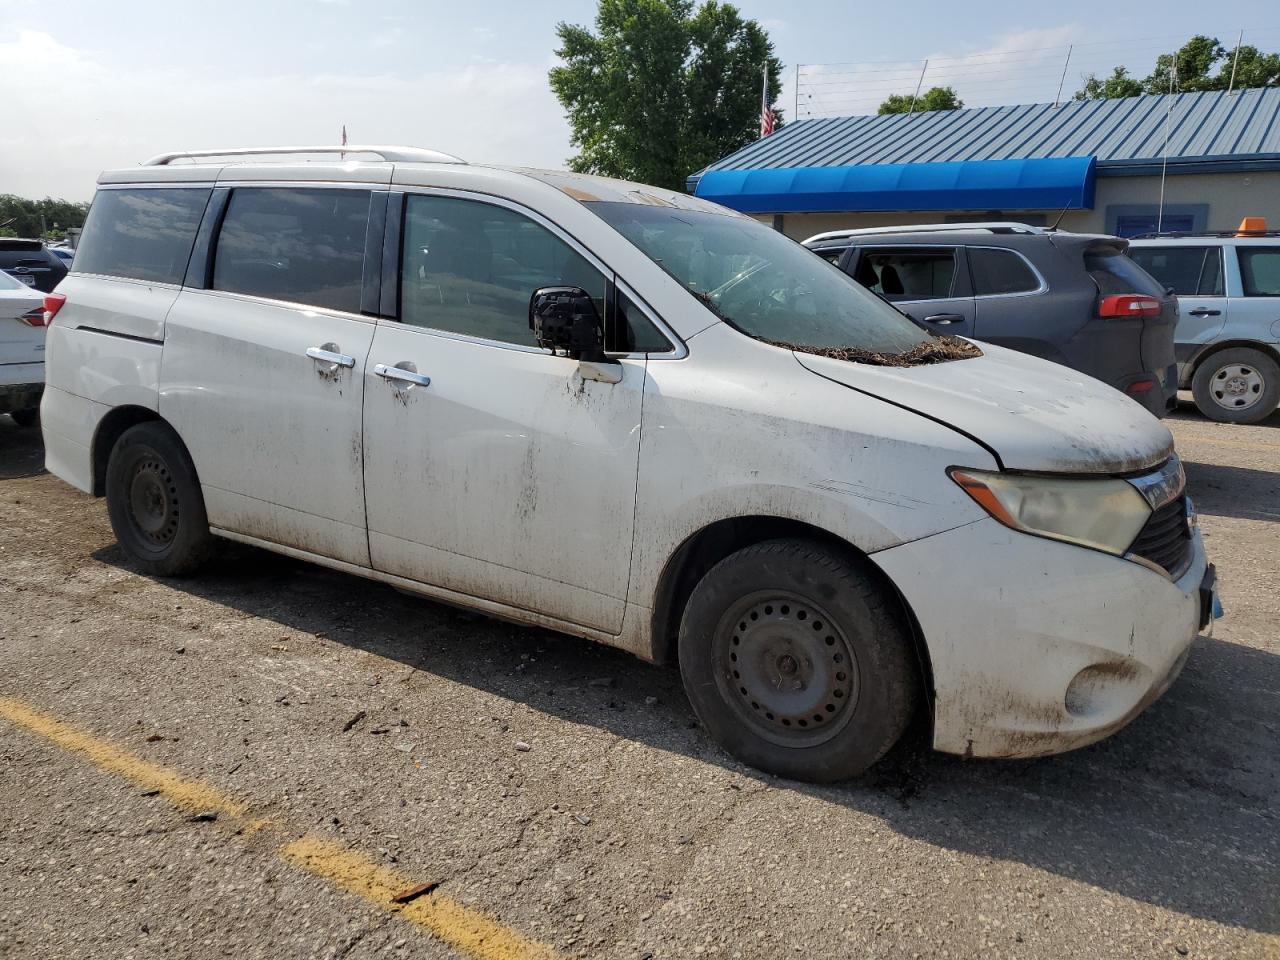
[
  {"xmin": 104, "ymin": 422, "xmax": 213, "ymax": 577},
  {"xmin": 1191, "ymin": 348, "xmax": 1280, "ymax": 424},
  {"xmin": 678, "ymin": 539, "xmax": 918, "ymax": 783},
  {"xmin": 9, "ymin": 408, "xmax": 38, "ymax": 428}
]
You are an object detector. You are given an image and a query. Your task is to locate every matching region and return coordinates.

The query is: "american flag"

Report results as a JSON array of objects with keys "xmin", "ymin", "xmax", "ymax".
[{"xmin": 760, "ymin": 65, "xmax": 774, "ymax": 138}]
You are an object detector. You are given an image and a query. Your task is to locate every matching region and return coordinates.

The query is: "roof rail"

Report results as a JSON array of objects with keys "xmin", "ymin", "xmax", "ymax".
[
  {"xmin": 803, "ymin": 222, "xmax": 1048, "ymax": 244},
  {"xmin": 142, "ymin": 145, "xmax": 466, "ymax": 166},
  {"xmin": 1128, "ymin": 229, "xmax": 1280, "ymax": 240}
]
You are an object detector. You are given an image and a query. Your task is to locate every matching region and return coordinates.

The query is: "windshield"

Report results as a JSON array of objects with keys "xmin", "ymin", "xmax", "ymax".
[{"xmin": 587, "ymin": 202, "xmax": 942, "ymax": 357}]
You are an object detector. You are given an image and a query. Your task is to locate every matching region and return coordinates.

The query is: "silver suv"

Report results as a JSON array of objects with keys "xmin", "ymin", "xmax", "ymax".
[{"xmin": 1129, "ymin": 231, "xmax": 1280, "ymax": 423}]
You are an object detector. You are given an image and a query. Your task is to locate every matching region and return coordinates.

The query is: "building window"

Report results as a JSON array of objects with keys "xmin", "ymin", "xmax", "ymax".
[{"xmin": 1105, "ymin": 204, "xmax": 1209, "ymax": 238}]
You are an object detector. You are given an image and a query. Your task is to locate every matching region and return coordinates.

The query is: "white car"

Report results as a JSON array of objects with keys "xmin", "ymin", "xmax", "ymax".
[
  {"xmin": 0, "ymin": 268, "xmax": 52, "ymax": 426},
  {"xmin": 40, "ymin": 146, "xmax": 1217, "ymax": 781}
]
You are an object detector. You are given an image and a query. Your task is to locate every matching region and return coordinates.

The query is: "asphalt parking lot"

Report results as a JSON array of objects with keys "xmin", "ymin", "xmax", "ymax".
[{"xmin": 0, "ymin": 404, "xmax": 1276, "ymax": 960}]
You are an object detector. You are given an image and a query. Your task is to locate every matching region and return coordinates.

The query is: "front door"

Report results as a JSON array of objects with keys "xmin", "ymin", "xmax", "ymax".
[
  {"xmin": 848, "ymin": 245, "xmax": 976, "ymax": 338},
  {"xmin": 160, "ymin": 185, "xmax": 379, "ymax": 566},
  {"xmin": 361, "ymin": 192, "xmax": 644, "ymax": 633}
]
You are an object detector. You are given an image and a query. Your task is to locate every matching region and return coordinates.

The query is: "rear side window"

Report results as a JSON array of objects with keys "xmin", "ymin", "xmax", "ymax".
[
  {"xmin": 400, "ymin": 194, "xmax": 606, "ymax": 348},
  {"xmin": 1128, "ymin": 246, "xmax": 1223, "ymax": 296},
  {"xmin": 74, "ymin": 188, "xmax": 210, "ymax": 284},
  {"xmin": 1238, "ymin": 248, "xmax": 1280, "ymax": 297},
  {"xmin": 968, "ymin": 248, "xmax": 1040, "ymax": 296},
  {"xmin": 812, "ymin": 247, "xmax": 845, "ymax": 265},
  {"xmin": 857, "ymin": 249, "xmax": 956, "ymax": 300},
  {"xmin": 213, "ymin": 187, "xmax": 371, "ymax": 313},
  {"xmin": 1084, "ymin": 247, "xmax": 1164, "ymax": 297}
]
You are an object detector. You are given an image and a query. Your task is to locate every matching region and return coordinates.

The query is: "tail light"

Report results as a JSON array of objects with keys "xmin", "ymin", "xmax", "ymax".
[
  {"xmin": 19, "ymin": 306, "xmax": 47, "ymax": 327},
  {"xmin": 42, "ymin": 292, "xmax": 67, "ymax": 326},
  {"xmin": 1098, "ymin": 294, "xmax": 1161, "ymax": 319}
]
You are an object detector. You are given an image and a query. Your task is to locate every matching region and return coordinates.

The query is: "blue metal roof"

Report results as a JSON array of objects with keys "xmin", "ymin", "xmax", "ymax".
[
  {"xmin": 688, "ymin": 88, "xmax": 1280, "ymax": 194},
  {"xmin": 695, "ymin": 156, "xmax": 1096, "ymax": 213}
]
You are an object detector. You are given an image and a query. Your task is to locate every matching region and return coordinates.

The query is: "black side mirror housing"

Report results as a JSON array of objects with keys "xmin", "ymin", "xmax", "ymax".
[{"xmin": 529, "ymin": 286, "xmax": 607, "ymax": 362}]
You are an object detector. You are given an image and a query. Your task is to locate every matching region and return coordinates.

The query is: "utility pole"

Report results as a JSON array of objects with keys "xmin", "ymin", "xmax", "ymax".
[
  {"xmin": 1157, "ymin": 51, "xmax": 1178, "ymax": 235},
  {"xmin": 908, "ymin": 59, "xmax": 928, "ymax": 114}
]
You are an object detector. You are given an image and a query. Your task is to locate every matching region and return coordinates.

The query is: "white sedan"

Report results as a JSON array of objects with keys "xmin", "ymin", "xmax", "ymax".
[{"xmin": 0, "ymin": 269, "xmax": 49, "ymax": 426}]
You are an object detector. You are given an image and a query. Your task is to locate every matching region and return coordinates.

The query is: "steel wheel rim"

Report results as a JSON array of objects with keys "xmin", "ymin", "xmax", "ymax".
[
  {"xmin": 128, "ymin": 455, "xmax": 180, "ymax": 548},
  {"xmin": 1209, "ymin": 363, "xmax": 1265, "ymax": 411},
  {"xmin": 712, "ymin": 590, "xmax": 860, "ymax": 748}
]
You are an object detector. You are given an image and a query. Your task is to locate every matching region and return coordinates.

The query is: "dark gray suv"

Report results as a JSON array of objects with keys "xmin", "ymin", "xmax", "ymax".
[{"xmin": 804, "ymin": 224, "xmax": 1179, "ymax": 418}]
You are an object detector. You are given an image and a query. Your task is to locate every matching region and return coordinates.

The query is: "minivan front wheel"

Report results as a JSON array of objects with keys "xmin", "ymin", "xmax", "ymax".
[
  {"xmin": 1191, "ymin": 347, "xmax": 1280, "ymax": 424},
  {"xmin": 678, "ymin": 539, "xmax": 918, "ymax": 782},
  {"xmin": 105, "ymin": 422, "xmax": 212, "ymax": 577}
]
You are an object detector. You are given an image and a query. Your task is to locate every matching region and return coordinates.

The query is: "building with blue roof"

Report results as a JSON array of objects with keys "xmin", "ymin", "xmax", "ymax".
[{"xmin": 688, "ymin": 88, "xmax": 1280, "ymax": 240}]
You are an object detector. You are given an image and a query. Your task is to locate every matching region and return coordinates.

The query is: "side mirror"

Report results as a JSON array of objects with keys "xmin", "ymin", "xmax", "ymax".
[{"xmin": 529, "ymin": 286, "xmax": 607, "ymax": 362}]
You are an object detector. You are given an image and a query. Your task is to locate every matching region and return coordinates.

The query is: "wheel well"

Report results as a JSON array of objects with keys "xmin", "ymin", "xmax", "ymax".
[
  {"xmin": 649, "ymin": 516, "xmax": 935, "ymax": 713},
  {"xmin": 1189, "ymin": 340, "xmax": 1280, "ymax": 382},
  {"xmin": 91, "ymin": 405, "xmax": 161, "ymax": 496}
]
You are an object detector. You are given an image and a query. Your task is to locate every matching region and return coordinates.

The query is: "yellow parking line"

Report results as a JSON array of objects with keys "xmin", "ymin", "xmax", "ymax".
[
  {"xmin": 282, "ymin": 836, "xmax": 560, "ymax": 960},
  {"xmin": 0, "ymin": 697, "xmax": 244, "ymax": 816},
  {"xmin": 0, "ymin": 696, "xmax": 562, "ymax": 960}
]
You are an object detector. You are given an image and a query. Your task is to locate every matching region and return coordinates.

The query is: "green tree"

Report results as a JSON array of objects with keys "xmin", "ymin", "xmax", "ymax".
[
  {"xmin": 0, "ymin": 195, "xmax": 90, "ymax": 239},
  {"xmin": 549, "ymin": 0, "xmax": 781, "ymax": 192},
  {"xmin": 877, "ymin": 86, "xmax": 963, "ymax": 115},
  {"xmin": 1075, "ymin": 34, "xmax": 1280, "ymax": 100},
  {"xmin": 1072, "ymin": 66, "xmax": 1143, "ymax": 102}
]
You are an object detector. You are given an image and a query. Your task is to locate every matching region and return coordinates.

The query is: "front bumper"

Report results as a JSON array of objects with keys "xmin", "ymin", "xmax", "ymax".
[{"xmin": 872, "ymin": 517, "xmax": 1210, "ymax": 759}]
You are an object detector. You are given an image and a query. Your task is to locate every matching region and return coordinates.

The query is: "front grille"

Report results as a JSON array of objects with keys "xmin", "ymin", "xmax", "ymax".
[{"xmin": 1130, "ymin": 495, "xmax": 1192, "ymax": 576}]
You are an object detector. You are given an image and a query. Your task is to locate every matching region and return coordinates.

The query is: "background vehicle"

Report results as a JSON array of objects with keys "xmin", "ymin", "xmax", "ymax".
[
  {"xmin": 0, "ymin": 238, "xmax": 69, "ymax": 293},
  {"xmin": 0, "ymin": 269, "xmax": 53, "ymax": 426},
  {"xmin": 47, "ymin": 245, "xmax": 75, "ymax": 265},
  {"xmin": 1129, "ymin": 224, "xmax": 1280, "ymax": 424},
  {"xmin": 804, "ymin": 224, "xmax": 1179, "ymax": 418},
  {"xmin": 41, "ymin": 147, "xmax": 1210, "ymax": 783}
]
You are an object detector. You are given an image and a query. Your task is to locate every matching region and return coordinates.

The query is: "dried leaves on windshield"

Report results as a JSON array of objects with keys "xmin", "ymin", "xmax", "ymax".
[{"xmin": 772, "ymin": 335, "xmax": 983, "ymax": 368}]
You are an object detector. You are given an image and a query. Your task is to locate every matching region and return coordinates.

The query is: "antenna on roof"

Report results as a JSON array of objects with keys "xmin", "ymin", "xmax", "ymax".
[
  {"xmin": 1156, "ymin": 50, "xmax": 1178, "ymax": 234},
  {"xmin": 1049, "ymin": 201, "xmax": 1072, "ymax": 231}
]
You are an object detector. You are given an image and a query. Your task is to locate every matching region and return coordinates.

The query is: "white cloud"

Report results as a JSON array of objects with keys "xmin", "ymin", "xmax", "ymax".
[
  {"xmin": 789, "ymin": 25, "xmax": 1089, "ymax": 121},
  {"xmin": 0, "ymin": 29, "xmax": 571, "ymax": 200}
]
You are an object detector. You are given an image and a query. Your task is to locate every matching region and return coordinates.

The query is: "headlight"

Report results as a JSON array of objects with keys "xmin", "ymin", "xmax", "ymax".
[{"xmin": 950, "ymin": 468, "xmax": 1152, "ymax": 556}]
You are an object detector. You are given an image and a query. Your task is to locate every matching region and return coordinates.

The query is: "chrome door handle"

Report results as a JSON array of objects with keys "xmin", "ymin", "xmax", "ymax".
[
  {"xmin": 306, "ymin": 346, "xmax": 356, "ymax": 367},
  {"xmin": 374, "ymin": 363, "xmax": 431, "ymax": 387},
  {"xmin": 922, "ymin": 313, "xmax": 964, "ymax": 325}
]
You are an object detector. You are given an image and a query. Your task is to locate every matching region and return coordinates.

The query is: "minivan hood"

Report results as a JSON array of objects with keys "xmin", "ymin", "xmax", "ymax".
[{"xmin": 793, "ymin": 342, "xmax": 1174, "ymax": 474}]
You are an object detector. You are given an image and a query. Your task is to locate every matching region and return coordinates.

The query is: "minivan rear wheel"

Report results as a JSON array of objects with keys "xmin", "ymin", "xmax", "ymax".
[
  {"xmin": 105, "ymin": 422, "xmax": 212, "ymax": 577},
  {"xmin": 678, "ymin": 539, "xmax": 918, "ymax": 782},
  {"xmin": 1191, "ymin": 347, "xmax": 1280, "ymax": 424}
]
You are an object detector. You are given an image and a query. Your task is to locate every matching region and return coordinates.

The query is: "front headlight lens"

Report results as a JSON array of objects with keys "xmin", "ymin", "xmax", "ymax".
[{"xmin": 950, "ymin": 468, "xmax": 1152, "ymax": 556}]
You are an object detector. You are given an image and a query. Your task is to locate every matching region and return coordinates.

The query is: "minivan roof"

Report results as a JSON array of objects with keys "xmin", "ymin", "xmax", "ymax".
[{"xmin": 97, "ymin": 145, "xmax": 745, "ymax": 218}]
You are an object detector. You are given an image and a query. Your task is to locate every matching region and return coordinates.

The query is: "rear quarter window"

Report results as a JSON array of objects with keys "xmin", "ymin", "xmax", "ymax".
[
  {"xmin": 73, "ymin": 188, "xmax": 211, "ymax": 284},
  {"xmin": 1084, "ymin": 247, "xmax": 1164, "ymax": 297},
  {"xmin": 1128, "ymin": 246, "xmax": 1223, "ymax": 296}
]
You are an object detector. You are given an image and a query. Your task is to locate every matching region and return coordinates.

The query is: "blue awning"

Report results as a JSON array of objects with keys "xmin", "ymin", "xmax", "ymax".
[{"xmin": 692, "ymin": 156, "xmax": 1097, "ymax": 214}]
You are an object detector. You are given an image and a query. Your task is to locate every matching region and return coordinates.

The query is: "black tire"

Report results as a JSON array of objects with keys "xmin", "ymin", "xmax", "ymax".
[
  {"xmin": 104, "ymin": 422, "xmax": 212, "ymax": 577},
  {"xmin": 678, "ymin": 538, "xmax": 918, "ymax": 783},
  {"xmin": 8, "ymin": 408, "xmax": 38, "ymax": 428},
  {"xmin": 1191, "ymin": 347, "xmax": 1280, "ymax": 424}
]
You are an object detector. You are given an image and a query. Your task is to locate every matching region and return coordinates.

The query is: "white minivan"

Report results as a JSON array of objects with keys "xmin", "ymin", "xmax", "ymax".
[{"xmin": 42, "ymin": 146, "xmax": 1217, "ymax": 781}]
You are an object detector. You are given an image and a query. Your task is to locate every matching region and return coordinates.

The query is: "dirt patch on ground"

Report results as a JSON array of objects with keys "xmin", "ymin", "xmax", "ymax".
[{"xmin": 770, "ymin": 335, "xmax": 983, "ymax": 367}]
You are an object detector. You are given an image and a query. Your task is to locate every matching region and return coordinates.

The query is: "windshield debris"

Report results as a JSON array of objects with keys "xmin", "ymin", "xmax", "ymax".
[{"xmin": 770, "ymin": 335, "xmax": 983, "ymax": 367}]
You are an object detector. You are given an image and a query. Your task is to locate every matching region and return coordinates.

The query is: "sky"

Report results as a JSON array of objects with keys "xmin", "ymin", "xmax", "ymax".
[{"xmin": 2, "ymin": 0, "xmax": 1278, "ymax": 201}]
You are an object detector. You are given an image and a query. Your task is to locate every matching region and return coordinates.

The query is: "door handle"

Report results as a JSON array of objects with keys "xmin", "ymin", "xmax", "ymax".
[
  {"xmin": 374, "ymin": 363, "xmax": 431, "ymax": 388},
  {"xmin": 306, "ymin": 346, "xmax": 356, "ymax": 367},
  {"xmin": 922, "ymin": 314, "xmax": 964, "ymax": 325},
  {"xmin": 1188, "ymin": 308, "xmax": 1221, "ymax": 317}
]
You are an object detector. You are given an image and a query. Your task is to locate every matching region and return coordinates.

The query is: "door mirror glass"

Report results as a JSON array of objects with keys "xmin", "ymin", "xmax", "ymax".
[{"xmin": 529, "ymin": 286, "xmax": 607, "ymax": 361}]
